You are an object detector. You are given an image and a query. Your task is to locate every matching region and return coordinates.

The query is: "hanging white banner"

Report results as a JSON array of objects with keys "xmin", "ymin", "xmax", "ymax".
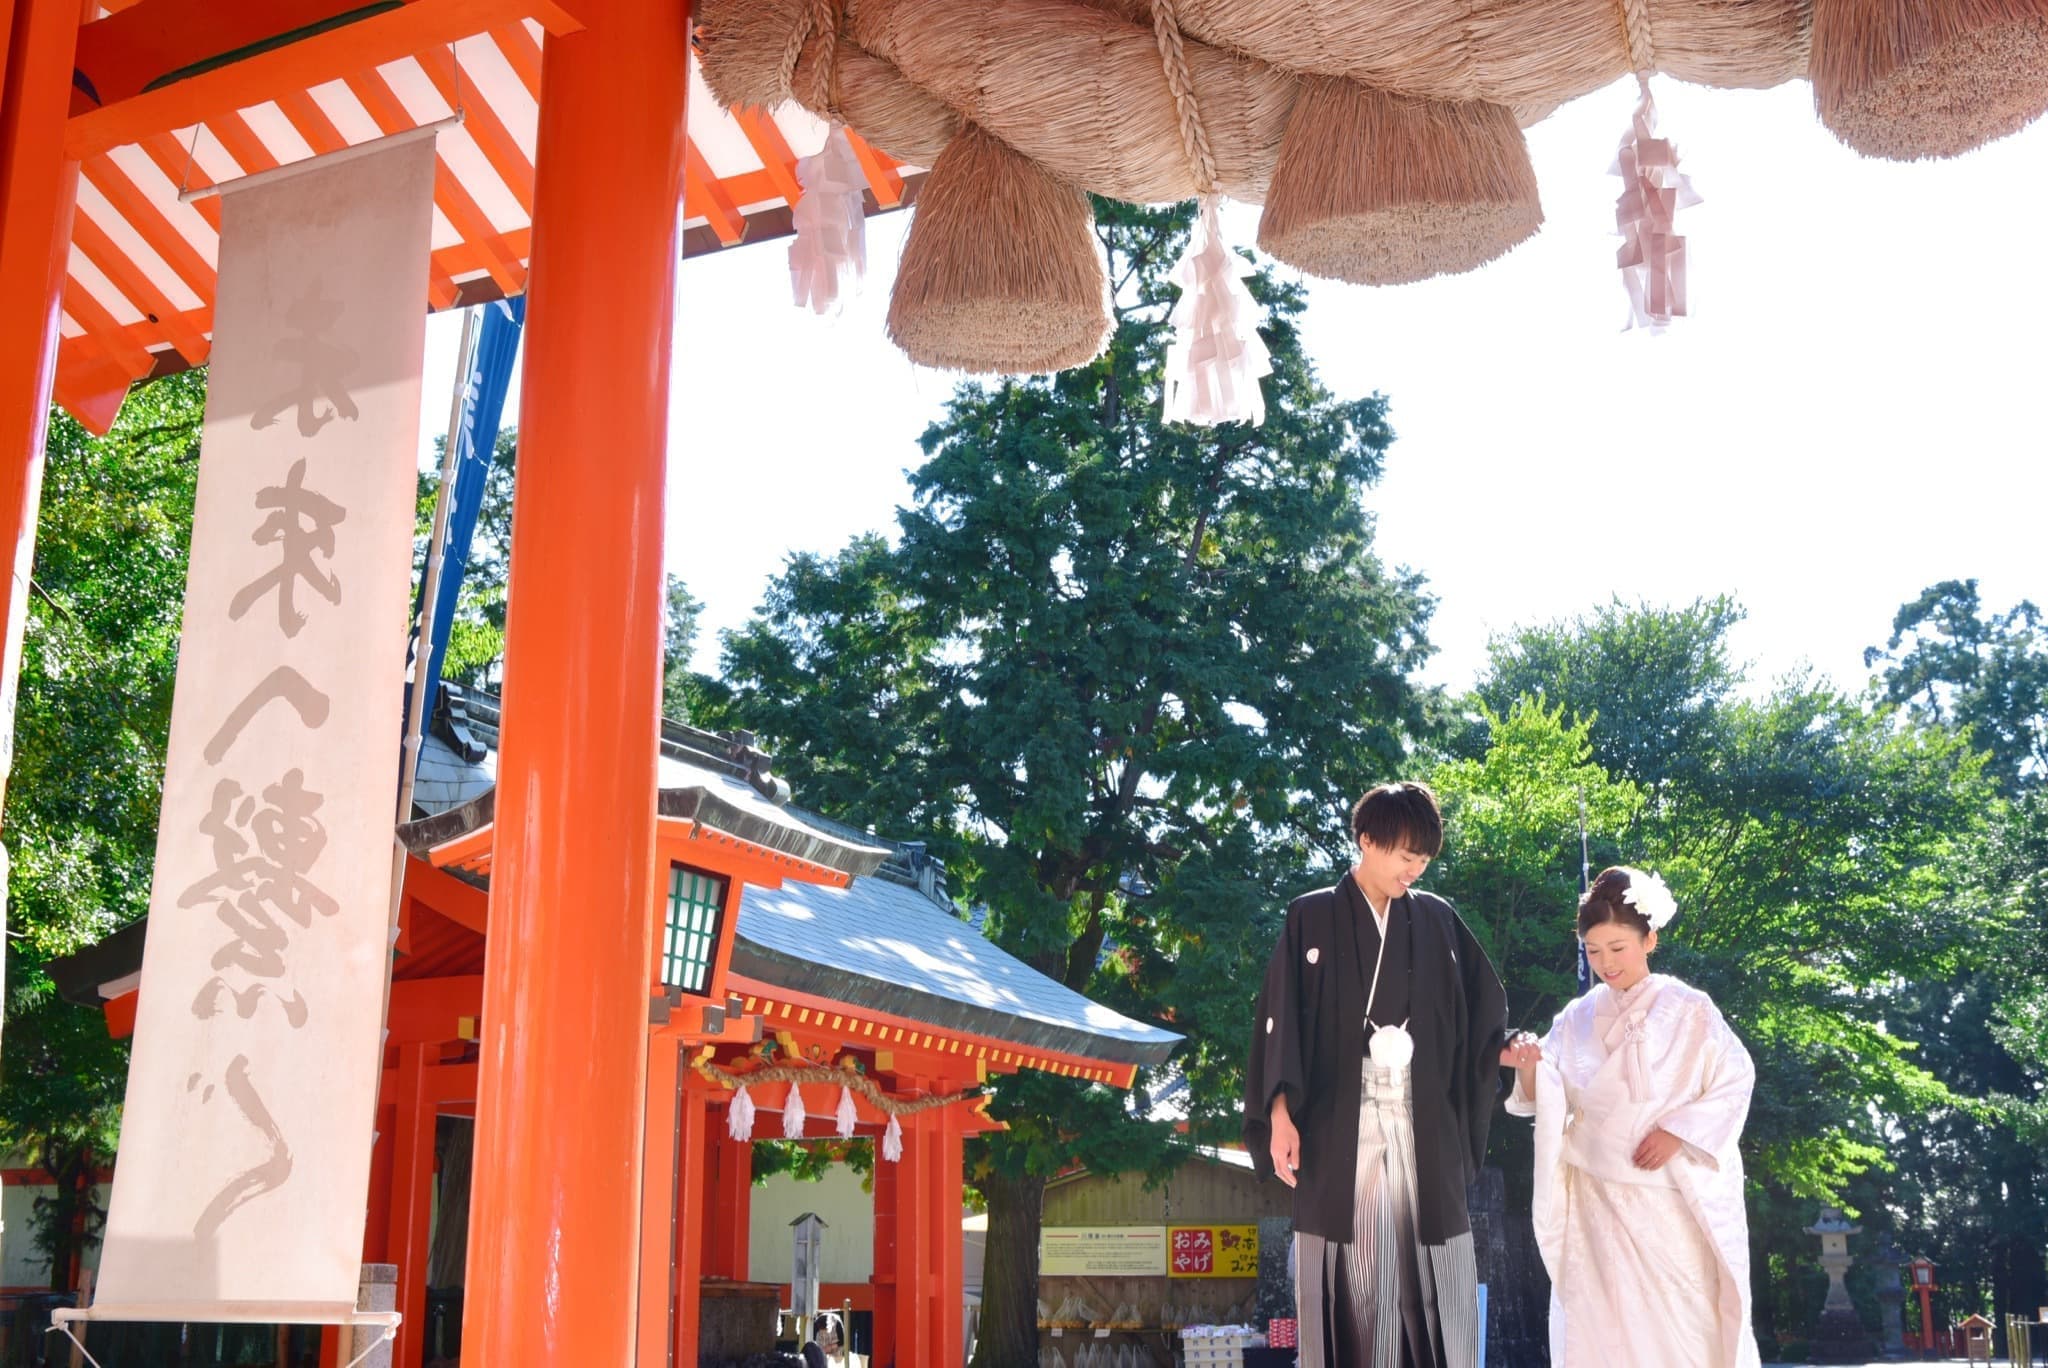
[{"xmin": 87, "ymin": 136, "xmax": 435, "ymax": 1323}]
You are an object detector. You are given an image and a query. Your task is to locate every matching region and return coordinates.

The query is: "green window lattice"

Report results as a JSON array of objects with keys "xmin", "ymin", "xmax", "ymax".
[{"xmin": 663, "ymin": 864, "xmax": 729, "ymax": 995}]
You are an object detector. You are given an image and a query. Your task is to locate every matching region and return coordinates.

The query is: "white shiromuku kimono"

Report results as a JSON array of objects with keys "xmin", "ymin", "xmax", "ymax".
[{"xmin": 1507, "ymin": 974, "xmax": 1761, "ymax": 1368}]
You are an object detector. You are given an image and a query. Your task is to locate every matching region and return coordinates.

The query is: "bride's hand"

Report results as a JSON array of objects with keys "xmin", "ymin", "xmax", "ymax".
[
  {"xmin": 1500, "ymin": 1031, "xmax": 1542, "ymax": 1068},
  {"xmin": 1632, "ymin": 1127, "xmax": 1684, "ymax": 1170},
  {"xmin": 1501, "ymin": 1031, "xmax": 1542, "ymax": 1098}
]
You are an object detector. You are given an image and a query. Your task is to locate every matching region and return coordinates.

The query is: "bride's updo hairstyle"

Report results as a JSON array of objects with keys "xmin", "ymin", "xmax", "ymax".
[{"xmin": 1577, "ymin": 866, "xmax": 1652, "ymax": 938}]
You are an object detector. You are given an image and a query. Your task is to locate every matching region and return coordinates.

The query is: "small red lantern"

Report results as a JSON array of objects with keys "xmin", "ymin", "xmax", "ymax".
[{"xmin": 1906, "ymin": 1258, "xmax": 1938, "ymax": 1351}]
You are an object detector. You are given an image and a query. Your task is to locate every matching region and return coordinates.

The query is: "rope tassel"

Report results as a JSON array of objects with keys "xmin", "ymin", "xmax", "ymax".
[
  {"xmin": 783, "ymin": 1081, "xmax": 809, "ymax": 1138},
  {"xmin": 1164, "ymin": 196, "xmax": 1272, "ymax": 426},
  {"xmin": 728, "ymin": 1083, "xmax": 757, "ymax": 1142},
  {"xmin": 835, "ymin": 1084, "xmax": 859, "ymax": 1138},
  {"xmin": 789, "ymin": 123, "xmax": 870, "ymax": 314},
  {"xmin": 882, "ymin": 1114, "xmax": 904, "ymax": 1162},
  {"xmin": 1613, "ymin": 79, "xmax": 1700, "ymax": 332}
]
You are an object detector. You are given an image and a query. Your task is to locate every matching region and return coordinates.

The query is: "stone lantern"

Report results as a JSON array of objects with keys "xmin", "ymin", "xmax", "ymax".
[{"xmin": 1805, "ymin": 1207, "xmax": 1878, "ymax": 1362}]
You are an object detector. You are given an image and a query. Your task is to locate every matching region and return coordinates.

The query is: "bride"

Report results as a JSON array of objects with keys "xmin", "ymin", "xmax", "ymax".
[{"xmin": 1504, "ymin": 867, "xmax": 1761, "ymax": 1368}]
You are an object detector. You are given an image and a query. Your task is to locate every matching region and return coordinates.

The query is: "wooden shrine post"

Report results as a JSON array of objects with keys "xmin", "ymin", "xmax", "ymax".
[{"xmin": 0, "ymin": 0, "xmax": 84, "ymax": 1055}]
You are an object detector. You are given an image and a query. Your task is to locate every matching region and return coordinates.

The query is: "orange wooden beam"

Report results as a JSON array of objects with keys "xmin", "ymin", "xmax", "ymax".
[
  {"xmin": 731, "ymin": 106, "xmax": 801, "ymax": 204},
  {"xmin": 414, "ymin": 43, "xmax": 534, "ymax": 217},
  {"xmin": 842, "ymin": 127, "xmax": 903, "ymax": 208},
  {"xmin": 400, "ymin": 854, "xmax": 490, "ymax": 935},
  {"xmin": 137, "ymin": 131, "xmax": 219, "ymax": 231},
  {"xmin": 79, "ymin": 152, "xmax": 216, "ymax": 298},
  {"xmin": 62, "ymin": 277, "xmax": 156, "ymax": 379},
  {"xmin": 201, "ymin": 106, "xmax": 279, "ymax": 174},
  {"xmin": 337, "ymin": 69, "xmax": 505, "ymax": 296},
  {"xmin": 682, "ymin": 140, "xmax": 744, "ymax": 245},
  {"xmin": 67, "ymin": 0, "xmax": 584, "ymax": 159},
  {"xmin": 638, "ymin": 1036, "xmax": 683, "ymax": 1367},
  {"xmin": 672, "ymin": 1084, "xmax": 708, "ymax": 1361},
  {"xmin": 52, "ymin": 342, "xmax": 140, "ymax": 437},
  {"xmin": 385, "ymin": 974, "xmax": 483, "ymax": 1045},
  {"xmin": 927, "ymin": 1103, "xmax": 965, "ymax": 1363},
  {"xmin": 488, "ymin": 21, "xmax": 541, "ymax": 100},
  {"xmin": 70, "ymin": 211, "xmax": 209, "ymax": 363},
  {"xmin": 102, "ymin": 989, "xmax": 139, "ymax": 1039},
  {"xmin": 387, "ymin": 1042, "xmax": 435, "ymax": 1368}
]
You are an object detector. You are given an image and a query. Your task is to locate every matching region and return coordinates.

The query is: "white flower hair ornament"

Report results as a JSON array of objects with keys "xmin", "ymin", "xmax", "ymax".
[{"xmin": 1620, "ymin": 869, "xmax": 1678, "ymax": 931}]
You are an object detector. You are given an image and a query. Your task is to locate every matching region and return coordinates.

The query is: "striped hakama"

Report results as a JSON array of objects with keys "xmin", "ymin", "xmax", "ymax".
[{"xmin": 1296, "ymin": 1059, "xmax": 1481, "ymax": 1368}]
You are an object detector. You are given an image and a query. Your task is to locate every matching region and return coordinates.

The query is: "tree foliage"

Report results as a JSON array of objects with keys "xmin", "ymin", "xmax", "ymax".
[
  {"xmin": 1865, "ymin": 579, "xmax": 2047, "ymax": 796},
  {"xmin": 2, "ymin": 372, "xmax": 208, "ymax": 1284}
]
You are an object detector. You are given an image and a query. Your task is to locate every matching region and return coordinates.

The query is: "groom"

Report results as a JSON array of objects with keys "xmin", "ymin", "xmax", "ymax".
[{"xmin": 1243, "ymin": 780, "xmax": 1513, "ymax": 1368}]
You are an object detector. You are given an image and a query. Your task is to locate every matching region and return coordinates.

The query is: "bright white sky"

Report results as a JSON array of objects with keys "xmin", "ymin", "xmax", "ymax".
[{"xmin": 417, "ymin": 76, "xmax": 2046, "ymax": 702}]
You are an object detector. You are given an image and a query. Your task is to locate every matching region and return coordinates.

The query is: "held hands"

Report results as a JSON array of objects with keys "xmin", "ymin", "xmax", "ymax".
[
  {"xmin": 1632, "ymin": 1127, "xmax": 1684, "ymax": 1170},
  {"xmin": 1501, "ymin": 1030, "xmax": 1542, "ymax": 1098},
  {"xmin": 1269, "ymin": 1095, "xmax": 1302, "ymax": 1188}
]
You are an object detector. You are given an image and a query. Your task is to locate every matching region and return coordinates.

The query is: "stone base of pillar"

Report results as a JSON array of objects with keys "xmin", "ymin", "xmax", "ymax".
[{"xmin": 1809, "ymin": 1306, "xmax": 1880, "ymax": 1362}]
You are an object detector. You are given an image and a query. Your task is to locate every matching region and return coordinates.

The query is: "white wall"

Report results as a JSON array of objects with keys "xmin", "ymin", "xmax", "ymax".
[
  {"xmin": 747, "ymin": 1166, "xmax": 875, "ymax": 1285},
  {"xmin": 1, "ymin": 1183, "xmax": 110, "ymax": 1288}
]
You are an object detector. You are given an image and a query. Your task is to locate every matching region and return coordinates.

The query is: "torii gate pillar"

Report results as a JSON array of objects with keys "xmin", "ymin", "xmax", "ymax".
[{"xmin": 463, "ymin": 0, "xmax": 689, "ymax": 1362}]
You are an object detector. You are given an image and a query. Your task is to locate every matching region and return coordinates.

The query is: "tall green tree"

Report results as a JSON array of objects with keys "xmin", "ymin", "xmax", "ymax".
[
  {"xmin": 1865, "ymin": 578, "xmax": 2046, "ymax": 795},
  {"xmin": 714, "ymin": 200, "xmax": 1434, "ymax": 1365},
  {"xmin": 1864, "ymin": 584, "xmax": 2048, "ymax": 1337},
  {"xmin": 1477, "ymin": 594, "xmax": 1744, "ymax": 792},
  {"xmin": 1, "ymin": 372, "xmax": 207, "ymax": 1286}
]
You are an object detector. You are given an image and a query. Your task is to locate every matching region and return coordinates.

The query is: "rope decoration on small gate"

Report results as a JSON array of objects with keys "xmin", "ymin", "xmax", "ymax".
[{"xmin": 695, "ymin": 1058, "xmax": 983, "ymax": 1162}]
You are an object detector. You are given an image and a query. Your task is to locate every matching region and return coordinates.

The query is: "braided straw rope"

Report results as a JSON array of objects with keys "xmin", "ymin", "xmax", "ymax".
[
  {"xmin": 1617, "ymin": 0, "xmax": 1657, "ymax": 79},
  {"xmin": 780, "ymin": 0, "xmax": 847, "ymax": 120},
  {"xmin": 1151, "ymin": 0, "xmax": 1221, "ymax": 196},
  {"xmin": 696, "ymin": 1059, "xmax": 982, "ymax": 1118}
]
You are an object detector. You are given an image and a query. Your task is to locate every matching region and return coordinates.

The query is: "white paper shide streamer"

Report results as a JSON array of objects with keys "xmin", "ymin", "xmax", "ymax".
[
  {"xmin": 789, "ymin": 124, "xmax": 870, "ymax": 314},
  {"xmin": 1613, "ymin": 81, "xmax": 1701, "ymax": 332},
  {"xmin": 1163, "ymin": 196, "xmax": 1271, "ymax": 427},
  {"xmin": 783, "ymin": 1082, "xmax": 809, "ymax": 1138},
  {"xmin": 728, "ymin": 1084, "xmax": 757, "ymax": 1142},
  {"xmin": 882, "ymin": 1114, "xmax": 904, "ymax": 1162},
  {"xmin": 835, "ymin": 1084, "xmax": 859, "ymax": 1138}
]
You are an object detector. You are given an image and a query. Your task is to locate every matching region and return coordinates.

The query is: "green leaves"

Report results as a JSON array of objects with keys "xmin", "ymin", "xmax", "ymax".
[{"xmin": 1, "ymin": 375, "xmax": 203, "ymax": 1280}]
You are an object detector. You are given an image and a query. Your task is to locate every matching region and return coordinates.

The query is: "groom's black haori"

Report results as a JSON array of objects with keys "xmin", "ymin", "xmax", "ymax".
[{"xmin": 1243, "ymin": 877, "xmax": 1509, "ymax": 1246}]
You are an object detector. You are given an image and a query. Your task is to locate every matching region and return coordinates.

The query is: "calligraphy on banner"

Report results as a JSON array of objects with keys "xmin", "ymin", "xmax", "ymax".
[
  {"xmin": 1167, "ymin": 1225, "xmax": 1259, "ymax": 1278},
  {"xmin": 91, "ymin": 136, "xmax": 435, "ymax": 1320}
]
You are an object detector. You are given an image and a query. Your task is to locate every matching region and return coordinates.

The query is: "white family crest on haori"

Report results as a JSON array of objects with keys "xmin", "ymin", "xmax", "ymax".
[{"xmin": 63, "ymin": 132, "xmax": 440, "ymax": 1338}]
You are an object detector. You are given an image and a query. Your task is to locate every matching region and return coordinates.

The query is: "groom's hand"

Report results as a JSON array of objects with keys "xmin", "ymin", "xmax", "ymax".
[{"xmin": 1269, "ymin": 1096, "xmax": 1302, "ymax": 1188}]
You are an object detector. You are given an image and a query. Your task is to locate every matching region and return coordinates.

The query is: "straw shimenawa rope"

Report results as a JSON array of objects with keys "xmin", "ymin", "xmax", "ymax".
[
  {"xmin": 1256, "ymin": 78, "xmax": 1544, "ymax": 285},
  {"xmin": 696, "ymin": 1059, "xmax": 982, "ymax": 1119},
  {"xmin": 1810, "ymin": 0, "xmax": 2048, "ymax": 160},
  {"xmin": 884, "ymin": 120, "xmax": 1112, "ymax": 373}
]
